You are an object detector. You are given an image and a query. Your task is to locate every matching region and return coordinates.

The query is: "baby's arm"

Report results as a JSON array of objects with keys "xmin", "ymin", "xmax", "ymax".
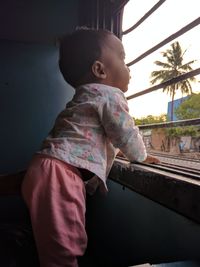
[
  {"xmin": 142, "ymin": 154, "xmax": 160, "ymax": 164},
  {"xmin": 117, "ymin": 151, "xmax": 160, "ymax": 164},
  {"xmin": 100, "ymin": 93, "xmax": 159, "ymax": 164}
]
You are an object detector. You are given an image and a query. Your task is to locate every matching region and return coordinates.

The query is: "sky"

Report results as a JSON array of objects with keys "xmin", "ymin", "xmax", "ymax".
[{"xmin": 122, "ymin": 0, "xmax": 200, "ymax": 118}]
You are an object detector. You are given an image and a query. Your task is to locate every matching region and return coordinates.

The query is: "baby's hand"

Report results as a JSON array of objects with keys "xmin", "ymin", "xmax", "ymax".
[
  {"xmin": 142, "ymin": 154, "xmax": 160, "ymax": 164},
  {"xmin": 117, "ymin": 150, "xmax": 125, "ymax": 157}
]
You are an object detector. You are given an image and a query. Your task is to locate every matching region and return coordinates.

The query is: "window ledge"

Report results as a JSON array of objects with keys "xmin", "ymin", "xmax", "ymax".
[{"xmin": 109, "ymin": 158, "xmax": 200, "ymax": 224}]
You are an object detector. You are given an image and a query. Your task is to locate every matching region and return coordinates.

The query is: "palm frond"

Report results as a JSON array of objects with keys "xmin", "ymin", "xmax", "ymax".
[
  {"xmin": 150, "ymin": 41, "xmax": 197, "ymax": 100},
  {"xmin": 179, "ymin": 60, "xmax": 196, "ymax": 71},
  {"xmin": 154, "ymin": 60, "xmax": 172, "ymax": 69}
]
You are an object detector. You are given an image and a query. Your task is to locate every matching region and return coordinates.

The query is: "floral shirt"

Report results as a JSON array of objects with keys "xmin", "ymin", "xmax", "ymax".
[{"xmin": 39, "ymin": 83, "xmax": 147, "ymax": 193}]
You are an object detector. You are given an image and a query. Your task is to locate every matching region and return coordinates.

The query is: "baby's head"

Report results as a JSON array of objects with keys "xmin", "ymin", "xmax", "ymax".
[{"xmin": 59, "ymin": 28, "xmax": 130, "ymax": 92}]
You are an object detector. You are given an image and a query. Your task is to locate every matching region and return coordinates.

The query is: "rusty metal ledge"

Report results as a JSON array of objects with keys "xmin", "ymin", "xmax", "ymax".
[{"xmin": 109, "ymin": 158, "xmax": 200, "ymax": 224}]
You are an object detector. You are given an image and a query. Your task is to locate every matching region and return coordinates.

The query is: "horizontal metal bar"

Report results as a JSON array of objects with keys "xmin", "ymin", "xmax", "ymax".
[
  {"xmin": 138, "ymin": 118, "xmax": 200, "ymax": 130},
  {"xmin": 126, "ymin": 17, "xmax": 200, "ymax": 67},
  {"xmin": 122, "ymin": 0, "xmax": 166, "ymax": 35},
  {"xmin": 126, "ymin": 68, "xmax": 200, "ymax": 100}
]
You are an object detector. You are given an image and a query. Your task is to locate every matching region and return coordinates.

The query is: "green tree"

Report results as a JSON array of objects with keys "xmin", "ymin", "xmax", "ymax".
[
  {"xmin": 150, "ymin": 41, "xmax": 196, "ymax": 121},
  {"xmin": 134, "ymin": 114, "xmax": 167, "ymax": 125},
  {"xmin": 166, "ymin": 126, "xmax": 200, "ymax": 138},
  {"xmin": 175, "ymin": 93, "xmax": 200, "ymax": 119}
]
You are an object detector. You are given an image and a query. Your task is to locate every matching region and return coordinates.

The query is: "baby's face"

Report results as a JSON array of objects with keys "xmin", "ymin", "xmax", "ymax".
[{"xmin": 99, "ymin": 34, "xmax": 130, "ymax": 92}]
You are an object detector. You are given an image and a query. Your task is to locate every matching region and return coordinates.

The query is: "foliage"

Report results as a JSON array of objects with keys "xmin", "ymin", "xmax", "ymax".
[
  {"xmin": 134, "ymin": 114, "xmax": 167, "ymax": 125},
  {"xmin": 134, "ymin": 113, "xmax": 200, "ymax": 138},
  {"xmin": 166, "ymin": 126, "xmax": 200, "ymax": 137},
  {"xmin": 150, "ymin": 41, "xmax": 196, "ymax": 120},
  {"xmin": 175, "ymin": 93, "xmax": 200, "ymax": 119}
]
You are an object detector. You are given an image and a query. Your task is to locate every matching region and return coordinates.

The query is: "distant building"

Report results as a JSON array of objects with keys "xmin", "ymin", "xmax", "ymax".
[{"xmin": 167, "ymin": 96, "xmax": 189, "ymax": 121}]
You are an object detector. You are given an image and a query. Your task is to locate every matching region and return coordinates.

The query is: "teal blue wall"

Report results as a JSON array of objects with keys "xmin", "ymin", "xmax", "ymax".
[
  {"xmin": 0, "ymin": 1, "xmax": 78, "ymax": 172},
  {"xmin": 0, "ymin": 41, "xmax": 74, "ymax": 172},
  {"xmin": 0, "ymin": 1, "xmax": 78, "ymax": 43},
  {"xmin": 83, "ymin": 180, "xmax": 200, "ymax": 267}
]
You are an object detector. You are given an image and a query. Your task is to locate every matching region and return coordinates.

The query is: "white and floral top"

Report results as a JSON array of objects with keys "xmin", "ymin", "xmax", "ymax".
[{"xmin": 39, "ymin": 83, "xmax": 147, "ymax": 193}]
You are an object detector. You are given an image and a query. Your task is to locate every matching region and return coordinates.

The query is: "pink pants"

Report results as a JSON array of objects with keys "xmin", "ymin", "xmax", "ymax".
[{"xmin": 21, "ymin": 154, "xmax": 87, "ymax": 267}]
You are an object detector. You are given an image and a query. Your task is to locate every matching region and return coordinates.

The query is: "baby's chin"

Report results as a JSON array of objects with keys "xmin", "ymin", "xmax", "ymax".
[
  {"xmin": 120, "ymin": 85, "xmax": 129, "ymax": 93},
  {"xmin": 124, "ymin": 86, "xmax": 129, "ymax": 92}
]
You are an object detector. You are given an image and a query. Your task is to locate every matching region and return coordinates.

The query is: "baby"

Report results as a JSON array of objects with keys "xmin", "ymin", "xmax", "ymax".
[{"xmin": 22, "ymin": 28, "xmax": 159, "ymax": 267}]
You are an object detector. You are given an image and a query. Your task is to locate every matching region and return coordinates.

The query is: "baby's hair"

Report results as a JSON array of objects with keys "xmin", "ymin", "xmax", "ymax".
[{"xmin": 59, "ymin": 27, "xmax": 113, "ymax": 88}]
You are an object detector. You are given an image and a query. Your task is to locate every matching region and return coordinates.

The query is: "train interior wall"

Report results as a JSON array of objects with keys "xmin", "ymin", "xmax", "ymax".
[
  {"xmin": 0, "ymin": 0, "xmax": 78, "ymax": 173},
  {"xmin": 0, "ymin": 1, "xmax": 200, "ymax": 266},
  {"xmin": 83, "ymin": 179, "xmax": 200, "ymax": 266}
]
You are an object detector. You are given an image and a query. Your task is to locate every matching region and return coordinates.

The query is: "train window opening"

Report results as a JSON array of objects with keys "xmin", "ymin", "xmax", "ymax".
[{"xmin": 121, "ymin": 0, "xmax": 200, "ymax": 160}]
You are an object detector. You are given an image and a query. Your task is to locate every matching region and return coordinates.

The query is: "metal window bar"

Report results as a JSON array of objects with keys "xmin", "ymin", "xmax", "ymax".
[
  {"xmin": 122, "ymin": 3, "xmax": 200, "ymax": 128},
  {"xmin": 122, "ymin": 0, "xmax": 166, "ymax": 35},
  {"xmin": 122, "ymin": 3, "xmax": 200, "ymax": 94},
  {"xmin": 127, "ymin": 68, "xmax": 200, "ymax": 100},
  {"xmin": 126, "ymin": 17, "xmax": 200, "ymax": 67},
  {"xmin": 138, "ymin": 118, "xmax": 200, "ymax": 130}
]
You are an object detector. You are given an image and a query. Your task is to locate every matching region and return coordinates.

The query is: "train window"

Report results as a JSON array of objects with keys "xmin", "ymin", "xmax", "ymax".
[
  {"xmin": 121, "ymin": 0, "xmax": 200, "ymax": 159},
  {"xmin": 109, "ymin": 1, "xmax": 200, "ymax": 223}
]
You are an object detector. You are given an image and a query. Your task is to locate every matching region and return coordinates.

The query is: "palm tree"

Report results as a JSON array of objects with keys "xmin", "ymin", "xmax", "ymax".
[{"xmin": 150, "ymin": 41, "xmax": 196, "ymax": 121}]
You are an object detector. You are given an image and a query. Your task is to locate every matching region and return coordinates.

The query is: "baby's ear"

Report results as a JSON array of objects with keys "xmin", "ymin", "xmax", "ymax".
[{"xmin": 92, "ymin": 60, "xmax": 107, "ymax": 79}]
